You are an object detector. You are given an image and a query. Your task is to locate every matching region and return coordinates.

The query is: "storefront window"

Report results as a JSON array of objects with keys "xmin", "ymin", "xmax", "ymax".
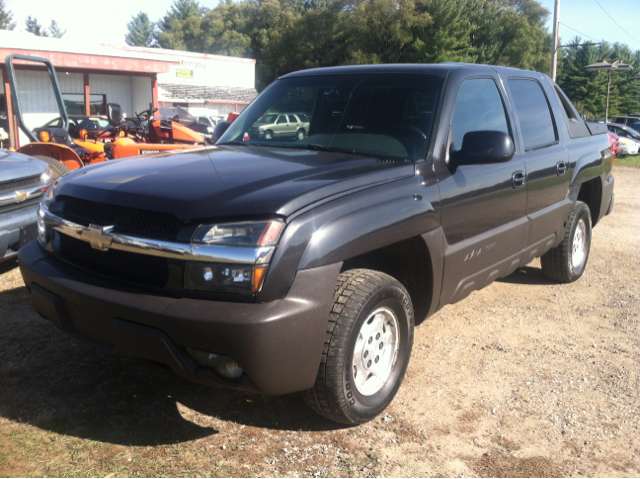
[{"xmin": 62, "ymin": 94, "xmax": 106, "ymax": 115}]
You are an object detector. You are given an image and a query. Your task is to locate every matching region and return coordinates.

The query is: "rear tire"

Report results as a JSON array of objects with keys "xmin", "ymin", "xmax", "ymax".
[
  {"xmin": 33, "ymin": 155, "xmax": 70, "ymax": 179},
  {"xmin": 302, "ymin": 269, "xmax": 414, "ymax": 425},
  {"xmin": 541, "ymin": 201, "xmax": 592, "ymax": 283},
  {"xmin": 296, "ymin": 129, "xmax": 305, "ymax": 140}
]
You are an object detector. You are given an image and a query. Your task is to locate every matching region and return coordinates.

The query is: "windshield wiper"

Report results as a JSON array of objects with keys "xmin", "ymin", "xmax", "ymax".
[
  {"xmin": 299, "ymin": 144, "xmax": 358, "ymax": 155},
  {"xmin": 217, "ymin": 140, "xmax": 254, "ymax": 147}
]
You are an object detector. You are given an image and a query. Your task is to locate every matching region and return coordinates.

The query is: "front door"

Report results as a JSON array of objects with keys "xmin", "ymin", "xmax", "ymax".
[{"xmin": 435, "ymin": 76, "xmax": 528, "ymax": 305}]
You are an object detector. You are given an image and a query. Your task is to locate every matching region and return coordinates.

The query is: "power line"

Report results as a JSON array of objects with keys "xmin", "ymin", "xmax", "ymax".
[
  {"xmin": 559, "ymin": 22, "xmax": 599, "ymax": 42},
  {"xmin": 592, "ymin": 0, "xmax": 640, "ymax": 48}
]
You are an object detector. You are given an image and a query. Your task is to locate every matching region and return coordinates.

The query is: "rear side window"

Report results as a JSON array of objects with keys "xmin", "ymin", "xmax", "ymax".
[
  {"xmin": 451, "ymin": 78, "xmax": 510, "ymax": 152},
  {"xmin": 509, "ymin": 79, "xmax": 557, "ymax": 150},
  {"xmin": 277, "ymin": 115, "xmax": 287, "ymax": 124},
  {"xmin": 288, "ymin": 115, "xmax": 298, "ymax": 123}
]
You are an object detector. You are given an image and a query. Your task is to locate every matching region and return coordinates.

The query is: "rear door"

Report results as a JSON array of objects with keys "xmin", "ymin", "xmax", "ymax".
[
  {"xmin": 505, "ymin": 76, "xmax": 571, "ymax": 254},
  {"xmin": 274, "ymin": 115, "xmax": 289, "ymax": 137}
]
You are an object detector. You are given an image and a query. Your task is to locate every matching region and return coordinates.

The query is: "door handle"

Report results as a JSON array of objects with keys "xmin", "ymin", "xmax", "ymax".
[
  {"xmin": 512, "ymin": 171, "xmax": 526, "ymax": 189},
  {"xmin": 557, "ymin": 161, "xmax": 568, "ymax": 176}
]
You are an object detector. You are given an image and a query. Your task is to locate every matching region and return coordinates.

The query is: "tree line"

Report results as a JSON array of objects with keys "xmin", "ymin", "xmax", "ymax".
[
  {"xmin": 0, "ymin": 1, "xmax": 66, "ymax": 38},
  {"xmin": 1, "ymin": 0, "xmax": 639, "ymax": 119},
  {"xmin": 125, "ymin": 0, "xmax": 551, "ymax": 90}
]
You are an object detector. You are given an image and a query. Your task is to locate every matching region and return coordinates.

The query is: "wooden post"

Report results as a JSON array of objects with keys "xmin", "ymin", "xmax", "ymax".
[
  {"xmin": 151, "ymin": 74, "xmax": 159, "ymax": 110},
  {"xmin": 1, "ymin": 64, "xmax": 18, "ymax": 148},
  {"xmin": 84, "ymin": 73, "xmax": 90, "ymax": 116}
]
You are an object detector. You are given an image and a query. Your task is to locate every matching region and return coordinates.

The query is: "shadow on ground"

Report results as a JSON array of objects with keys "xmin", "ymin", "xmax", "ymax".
[
  {"xmin": 498, "ymin": 266, "xmax": 554, "ymax": 286},
  {"xmin": 0, "ymin": 257, "xmax": 18, "ymax": 276},
  {"xmin": 0, "ymin": 287, "xmax": 343, "ymax": 447}
]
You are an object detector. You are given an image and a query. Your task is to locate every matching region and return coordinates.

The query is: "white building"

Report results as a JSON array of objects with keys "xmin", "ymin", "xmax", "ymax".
[{"xmin": 0, "ymin": 30, "xmax": 257, "ymax": 148}]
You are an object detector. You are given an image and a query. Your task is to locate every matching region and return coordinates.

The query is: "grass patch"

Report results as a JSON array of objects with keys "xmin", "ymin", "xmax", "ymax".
[{"xmin": 616, "ymin": 154, "xmax": 640, "ymax": 167}]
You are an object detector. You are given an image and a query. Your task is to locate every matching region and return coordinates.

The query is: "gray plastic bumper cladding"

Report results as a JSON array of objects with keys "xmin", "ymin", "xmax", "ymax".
[
  {"xmin": 19, "ymin": 241, "xmax": 342, "ymax": 395},
  {"xmin": 0, "ymin": 204, "xmax": 39, "ymax": 261}
]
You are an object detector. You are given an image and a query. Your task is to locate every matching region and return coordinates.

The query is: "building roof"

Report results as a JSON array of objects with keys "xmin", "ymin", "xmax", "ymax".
[
  {"xmin": 158, "ymin": 83, "xmax": 259, "ymax": 103},
  {"xmin": 0, "ymin": 30, "xmax": 256, "ymax": 75}
]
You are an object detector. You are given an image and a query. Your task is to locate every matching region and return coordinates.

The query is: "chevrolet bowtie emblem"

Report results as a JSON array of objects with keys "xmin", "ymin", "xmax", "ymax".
[
  {"xmin": 83, "ymin": 224, "xmax": 114, "ymax": 251},
  {"xmin": 14, "ymin": 191, "xmax": 28, "ymax": 202}
]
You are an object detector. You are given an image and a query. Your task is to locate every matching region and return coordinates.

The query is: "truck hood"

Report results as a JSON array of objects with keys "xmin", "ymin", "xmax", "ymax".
[
  {"xmin": 0, "ymin": 150, "xmax": 48, "ymax": 181},
  {"xmin": 57, "ymin": 145, "xmax": 415, "ymax": 221}
]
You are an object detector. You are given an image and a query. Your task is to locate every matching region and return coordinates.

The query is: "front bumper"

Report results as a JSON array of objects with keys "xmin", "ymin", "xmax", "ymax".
[
  {"xmin": 19, "ymin": 241, "xmax": 341, "ymax": 395},
  {"xmin": 0, "ymin": 203, "xmax": 39, "ymax": 262}
]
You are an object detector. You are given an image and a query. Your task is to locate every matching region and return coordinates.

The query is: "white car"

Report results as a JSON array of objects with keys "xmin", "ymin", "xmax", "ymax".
[{"xmin": 607, "ymin": 123, "xmax": 640, "ymax": 156}]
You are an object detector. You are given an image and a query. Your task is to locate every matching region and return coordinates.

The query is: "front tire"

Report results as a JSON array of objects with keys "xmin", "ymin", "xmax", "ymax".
[
  {"xmin": 541, "ymin": 201, "xmax": 592, "ymax": 283},
  {"xmin": 264, "ymin": 129, "xmax": 273, "ymax": 140},
  {"xmin": 302, "ymin": 269, "xmax": 414, "ymax": 425}
]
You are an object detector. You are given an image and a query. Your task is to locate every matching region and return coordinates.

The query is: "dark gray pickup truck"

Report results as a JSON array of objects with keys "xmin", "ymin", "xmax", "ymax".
[
  {"xmin": 19, "ymin": 64, "xmax": 614, "ymax": 425},
  {"xmin": 1, "ymin": 150, "xmax": 52, "ymax": 263}
]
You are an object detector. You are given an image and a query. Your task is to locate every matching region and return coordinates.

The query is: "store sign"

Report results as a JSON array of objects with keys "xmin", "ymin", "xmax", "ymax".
[{"xmin": 176, "ymin": 68, "xmax": 194, "ymax": 78}]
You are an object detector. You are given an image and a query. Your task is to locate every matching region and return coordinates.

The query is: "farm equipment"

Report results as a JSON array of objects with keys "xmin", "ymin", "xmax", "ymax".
[{"xmin": 5, "ymin": 54, "xmax": 206, "ymax": 178}]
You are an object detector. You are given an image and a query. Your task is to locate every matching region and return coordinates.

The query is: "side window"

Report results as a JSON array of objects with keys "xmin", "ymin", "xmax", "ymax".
[
  {"xmin": 451, "ymin": 78, "xmax": 510, "ymax": 152},
  {"xmin": 277, "ymin": 115, "xmax": 287, "ymax": 124},
  {"xmin": 508, "ymin": 79, "xmax": 557, "ymax": 150},
  {"xmin": 288, "ymin": 115, "xmax": 298, "ymax": 123}
]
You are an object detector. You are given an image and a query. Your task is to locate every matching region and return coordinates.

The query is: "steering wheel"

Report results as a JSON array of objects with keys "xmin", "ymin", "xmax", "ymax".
[
  {"xmin": 384, "ymin": 124, "xmax": 426, "ymax": 140},
  {"xmin": 136, "ymin": 108, "xmax": 158, "ymax": 122},
  {"xmin": 383, "ymin": 125, "xmax": 427, "ymax": 156}
]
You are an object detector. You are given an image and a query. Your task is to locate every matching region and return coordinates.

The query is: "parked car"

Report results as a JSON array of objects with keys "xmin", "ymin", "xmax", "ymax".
[
  {"xmin": 611, "ymin": 115, "xmax": 640, "ymax": 132},
  {"xmin": 606, "ymin": 123, "xmax": 640, "ymax": 156},
  {"xmin": 248, "ymin": 112, "xmax": 309, "ymax": 140},
  {"xmin": 0, "ymin": 150, "xmax": 52, "ymax": 263},
  {"xmin": 21, "ymin": 64, "xmax": 614, "ymax": 425},
  {"xmin": 608, "ymin": 131, "xmax": 622, "ymax": 161}
]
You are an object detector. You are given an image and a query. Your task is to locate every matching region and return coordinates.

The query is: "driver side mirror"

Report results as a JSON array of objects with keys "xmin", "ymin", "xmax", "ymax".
[
  {"xmin": 449, "ymin": 130, "xmax": 515, "ymax": 167},
  {"xmin": 214, "ymin": 121, "xmax": 231, "ymax": 142},
  {"xmin": 107, "ymin": 103, "xmax": 123, "ymax": 126}
]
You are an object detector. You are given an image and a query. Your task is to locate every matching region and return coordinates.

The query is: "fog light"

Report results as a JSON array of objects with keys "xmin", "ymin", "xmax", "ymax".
[{"xmin": 187, "ymin": 348, "xmax": 243, "ymax": 380}]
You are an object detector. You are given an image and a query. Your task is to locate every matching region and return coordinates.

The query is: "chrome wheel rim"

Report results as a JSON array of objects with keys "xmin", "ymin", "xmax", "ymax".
[
  {"xmin": 572, "ymin": 218, "xmax": 587, "ymax": 270},
  {"xmin": 352, "ymin": 306, "xmax": 399, "ymax": 396}
]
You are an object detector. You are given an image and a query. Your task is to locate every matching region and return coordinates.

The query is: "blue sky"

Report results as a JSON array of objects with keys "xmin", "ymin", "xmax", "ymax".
[{"xmin": 6, "ymin": 0, "xmax": 640, "ymax": 51}]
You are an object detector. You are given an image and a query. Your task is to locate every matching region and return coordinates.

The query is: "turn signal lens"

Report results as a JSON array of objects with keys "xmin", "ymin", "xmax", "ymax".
[
  {"xmin": 252, "ymin": 265, "xmax": 268, "ymax": 293},
  {"xmin": 79, "ymin": 129, "xmax": 88, "ymax": 140},
  {"xmin": 119, "ymin": 131, "xmax": 126, "ymax": 137},
  {"xmin": 39, "ymin": 131, "xmax": 50, "ymax": 142}
]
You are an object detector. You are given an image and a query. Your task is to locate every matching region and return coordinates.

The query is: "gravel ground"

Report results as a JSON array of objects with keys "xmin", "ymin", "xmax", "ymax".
[{"xmin": 0, "ymin": 167, "xmax": 638, "ymax": 477}]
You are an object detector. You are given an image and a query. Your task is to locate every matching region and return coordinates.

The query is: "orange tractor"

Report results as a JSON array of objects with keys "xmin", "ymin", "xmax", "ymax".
[{"xmin": 6, "ymin": 54, "xmax": 206, "ymax": 178}]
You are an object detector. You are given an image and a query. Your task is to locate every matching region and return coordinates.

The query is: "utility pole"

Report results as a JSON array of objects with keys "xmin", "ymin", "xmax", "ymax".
[{"xmin": 550, "ymin": 0, "xmax": 560, "ymax": 81}]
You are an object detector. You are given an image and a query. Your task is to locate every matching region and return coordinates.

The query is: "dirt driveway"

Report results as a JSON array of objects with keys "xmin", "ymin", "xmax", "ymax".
[{"xmin": 0, "ymin": 167, "xmax": 638, "ymax": 478}]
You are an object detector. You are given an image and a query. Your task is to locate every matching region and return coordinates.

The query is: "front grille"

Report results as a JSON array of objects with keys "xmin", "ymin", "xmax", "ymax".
[
  {"xmin": 0, "ymin": 175, "xmax": 41, "ymax": 195},
  {"xmin": 59, "ymin": 196, "xmax": 183, "ymax": 240},
  {"xmin": 57, "ymin": 233, "xmax": 170, "ymax": 288},
  {"xmin": 0, "ymin": 196, "xmax": 41, "ymax": 215}
]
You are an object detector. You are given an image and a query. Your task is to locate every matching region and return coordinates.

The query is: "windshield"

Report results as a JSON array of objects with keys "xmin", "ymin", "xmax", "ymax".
[{"xmin": 219, "ymin": 73, "xmax": 443, "ymax": 161}]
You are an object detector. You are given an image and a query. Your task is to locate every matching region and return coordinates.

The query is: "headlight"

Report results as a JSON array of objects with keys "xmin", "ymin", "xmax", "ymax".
[
  {"xmin": 41, "ymin": 181, "xmax": 56, "ymax": 210},
  {"xmin": 184, "ymin": 262, "xmax": 268, "ymax": 293},
  {"xmin": 193, "ymin": 220, "xmax": 284, "ymax": 246},
  {"xmin": 40, "ymin": 167, "xmax": 53, "ymax": 186}
]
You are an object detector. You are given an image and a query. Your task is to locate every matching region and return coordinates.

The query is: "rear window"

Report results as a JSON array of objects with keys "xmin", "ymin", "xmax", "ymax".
[{"xmin": 508, "ymin": 79, "xmax": 557, "ymax": 150}]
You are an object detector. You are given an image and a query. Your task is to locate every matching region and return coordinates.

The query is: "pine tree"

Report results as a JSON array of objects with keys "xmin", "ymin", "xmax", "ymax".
[
  {"xmin": 25, "ymin": 16, "xmax": 48, "ymax": 37},
  {"xmin": 0, "ymin": 0, "xmax": 16, "ymax": 30},
  {"xmin": 49, "ymin": 20, "xmax": 66, "ymax": 38},
  {"xmin": 126, "ymin": 12, "xmax": 156, "ymax": 47}
]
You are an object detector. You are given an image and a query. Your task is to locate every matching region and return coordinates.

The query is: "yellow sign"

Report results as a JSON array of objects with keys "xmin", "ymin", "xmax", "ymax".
[{"xmin": 176, "ymin": 69, "xmax": 194, "ymax": 78}]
